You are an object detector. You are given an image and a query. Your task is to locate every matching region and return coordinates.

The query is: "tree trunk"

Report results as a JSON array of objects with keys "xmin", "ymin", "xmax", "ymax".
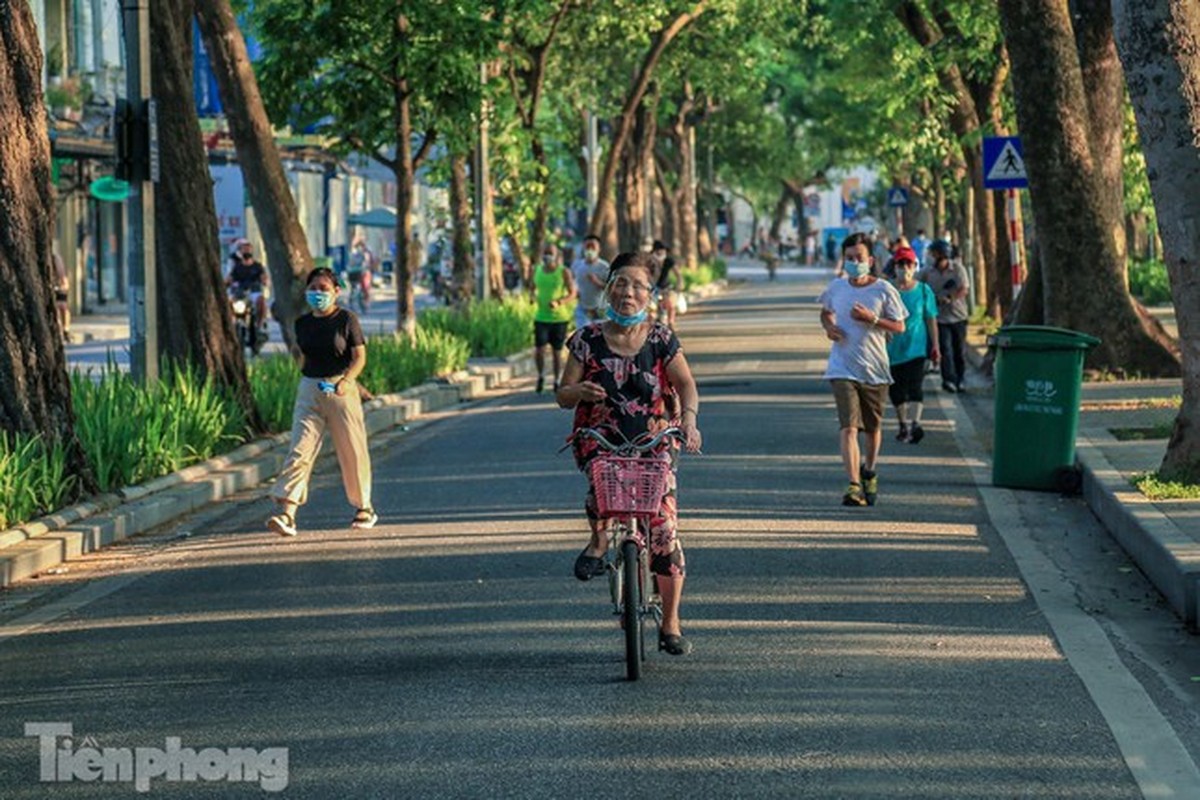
[
  {"xmin": 529, "ymin": 134, "xmax": 550, "ymax": 271},
  {"xmin": 152, "ymin": 0, "xmax": 262, "ymax": 429},
  {"xmin": 194, "ymin": 0, "xmax": 310, "ymax": 350},
  {"xmin": 997, "ymin": 0, "xmax": 1180, "ymax": 376},
  {"xmin": 675, "ymin": 113, "xmax": 699, "ymax": 270},
  {"xmin": 1113, "ymin": 0, "xmax": 1200, "ymax": 480},
  {"xmin": 617, "ymin": 97, "xmax": 657, "ymax": 252},
  {"xmin": 589, "ymin": 2, "xmax": 708, "ymax": 254},
  {"xmin": 449, "ymin": 153, "xmax": 475, "ymax": 305},
  {"xmin": 1074, "ymin": 0, "xmax": 1127, "ymax": 265},
  {"xmin": 0, "ymin": 2, "xmax": 93, "ymax": 491},
  {"xmin": 654, "ymin": 152, "xmax": 679, "ymax": 253}
]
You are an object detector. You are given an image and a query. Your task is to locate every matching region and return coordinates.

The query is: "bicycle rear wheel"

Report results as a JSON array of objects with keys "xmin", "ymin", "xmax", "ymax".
[{"xmin": 621, "ymin": 539, "xmax": 642, "ymax": 680}]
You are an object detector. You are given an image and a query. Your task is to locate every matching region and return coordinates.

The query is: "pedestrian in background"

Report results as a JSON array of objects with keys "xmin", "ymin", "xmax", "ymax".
[
  {"xmin": 911, "ymin": 228, "xmax": 930, "ymax": 268},
  {"xmin": 52, "ymin": 247, "xmax": 70, "ymax": 343},
  {"xmin": 819, "ymin": 232, "xmax": 907, "ymax": 507},
  {"xmin": 651, "ymin": 240, "xmax": 683, "ymax": 329},
  {"xmin": 267, "ymin": 267, "xmax": 376, "ymax": 537},
  {"xmin": 571, "ymin": 234, "xmax": 609, "ymax": 328},
  {"xmin": 887, "ymin": 246, "xmax": 939, "ymax": 443},
  {"xmin": 920, "ymin": 239, "xmax": 970, "ymax": 393},
  {"xmin": 532, "ymin": 242, "xmax": 577, "ymax": 394}
]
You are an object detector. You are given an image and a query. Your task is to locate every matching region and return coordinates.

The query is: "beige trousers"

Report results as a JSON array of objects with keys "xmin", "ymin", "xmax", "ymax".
[{"xmin": 271, "ymin": 376, "xmax": 372, "ymax": 510}]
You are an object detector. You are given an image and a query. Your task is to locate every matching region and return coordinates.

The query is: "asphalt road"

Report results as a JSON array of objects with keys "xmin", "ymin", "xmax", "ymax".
[{"xmin": 4, "ymin": 267, "xmax": 1199, "ymax": 798}]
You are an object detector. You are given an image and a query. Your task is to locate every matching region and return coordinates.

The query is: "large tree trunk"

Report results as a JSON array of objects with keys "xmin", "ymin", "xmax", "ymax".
[
  {"xmin": 674, "ymin": 97, "xmax": 699, "ymax": 270},
  {"xmin": 152, "ymin": 0, "xmax": 262, "ymax": 430},
  {"xmin": 194, "ymin": 0, "xmax": 311, "ymax": 350},
  {"xmin": 997, "ymin": 0, "xmax": 1180, "ymax": 376},
  {"xmin": 0, "ymin": 2, "xmax": 93, "ymax": 490},
  {"xmin": 617, "ymin": 98, "xmax": 657, "ymax": 252},
  {"xmin": 449, "ymin": 153, "xmax": 475, "ymax": 305},
  {"xmin": 589, "ymin": 2, "xmax": 708, "ymax": 254},
  {"xmin": 1074, "ymin": 0, "xmax": 1127, "ymax": 265},
  {"xmin": 1113, "ymin": 0, "xmax": 1200, "ymax": 481}
]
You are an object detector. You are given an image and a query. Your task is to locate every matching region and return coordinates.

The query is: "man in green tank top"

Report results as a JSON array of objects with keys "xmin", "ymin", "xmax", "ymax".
[{"xmin": 533, "ymin": 243, "xmax": 577, "ymax": 393}]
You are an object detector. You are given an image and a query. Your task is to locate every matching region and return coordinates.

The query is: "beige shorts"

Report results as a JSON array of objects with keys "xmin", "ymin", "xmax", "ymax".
[{"xmin": 831, "ymin": 380, "xmax": 887, "ymax": 432}]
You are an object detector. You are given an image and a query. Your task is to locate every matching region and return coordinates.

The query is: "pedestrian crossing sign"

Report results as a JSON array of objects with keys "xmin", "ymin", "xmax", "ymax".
[
  {"xmin": 886, "ymin": 187, "xmax": 909, "ymax": 207},
  {"xmin": 983, "ymin": 136, "xmax": 1029, "ymax": 189}
]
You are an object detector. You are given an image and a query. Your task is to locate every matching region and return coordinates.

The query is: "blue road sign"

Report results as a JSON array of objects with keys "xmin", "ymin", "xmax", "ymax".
[
  {"xmin": 983, "ymin": 136, "xmax": 1029, "ymax": 189},
  {"xmin": 886, "ymin": 187, "xmax": 909, "ymax": 207}
]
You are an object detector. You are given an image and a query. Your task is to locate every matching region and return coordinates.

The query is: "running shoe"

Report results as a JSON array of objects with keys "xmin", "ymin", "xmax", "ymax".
[
  {"xmin": 842, "ymin": 483, "xmax": 867, "ymax": 507},
  {"xmin": 896, "ymin": 423, "xmax": 909, "ymax": 442},
  {"xmin": 908, "ymin": 423, "xmax": 925, "ymax": 444},
  {"xmin": 862, "ymin": 469, "xmax": 878, "ymax": 506},
  {"xmin": 351, "ymin": 508, "xmax": 378, "ymax": 529}
]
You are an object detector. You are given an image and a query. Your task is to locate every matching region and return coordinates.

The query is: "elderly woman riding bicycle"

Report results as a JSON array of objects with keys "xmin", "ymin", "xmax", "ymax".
[{"xmin": 555, "ymin": 251, "xmax": 703, "ymax": 656}]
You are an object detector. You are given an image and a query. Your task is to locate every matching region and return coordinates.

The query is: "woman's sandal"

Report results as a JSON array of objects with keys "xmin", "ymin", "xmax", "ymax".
[
  {"xmin": 658, "ymin": 632, "xmax": 693, "ymax": 656},
  {"xmin": 573, "ymin": 548, "xmax": 606, "ymax": 582}
]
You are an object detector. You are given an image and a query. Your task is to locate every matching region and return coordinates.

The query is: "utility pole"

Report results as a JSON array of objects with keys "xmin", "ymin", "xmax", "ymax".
[
  {"xmin": 584, "ymin": 110, "xmax": 599, "ymax": 227},
  {"xmin": 121, "ymin": 0, "xmax": 157, "ymax": 382}
]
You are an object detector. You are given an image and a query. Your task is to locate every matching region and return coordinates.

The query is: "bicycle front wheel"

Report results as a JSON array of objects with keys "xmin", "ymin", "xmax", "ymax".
[{"xmin": 621, "ymin": 539, "xmax": 642, "ymax": 681}]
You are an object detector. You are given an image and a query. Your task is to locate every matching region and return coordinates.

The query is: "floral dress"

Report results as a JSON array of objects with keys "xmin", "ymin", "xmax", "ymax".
[{"xmin": 567, "ymin": 321, "xmax": 684, "ymax": 577}]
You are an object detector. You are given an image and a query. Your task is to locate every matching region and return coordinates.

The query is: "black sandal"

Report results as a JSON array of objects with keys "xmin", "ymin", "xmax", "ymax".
[
  {"xmin": 658, "ymin": 632, "xmax": 693, "ymax": 656},
  {"xmin": 573, "ymin": 548, "xmax": 605, "ymax": 581}
]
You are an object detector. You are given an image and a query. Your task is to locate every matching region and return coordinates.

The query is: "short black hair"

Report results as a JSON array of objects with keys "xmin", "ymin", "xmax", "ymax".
[
  {"xmin": 583, "ymin": 234, "xmax": 601, "ymax": 245},
  {"xmin": 651, "ymin": 239, "xmax": 668, "ymax": 252},
  {"xmin": 841, "ymin": 232, "xmax": 872, "ymax": 253},
  {"xmin": 306, "ymin": 266, "xmax": 337, "ymax": 287}
]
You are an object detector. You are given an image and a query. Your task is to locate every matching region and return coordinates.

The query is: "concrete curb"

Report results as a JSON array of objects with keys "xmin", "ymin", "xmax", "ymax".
[
  {"xmin": 1, "ymin": 282, "xmax": 722, "ymax": 588},
  {"xmin": 0, "ymin": 348, "xmax": 538, "ymax": 588},
  {"xmin": 1077, "ymin": 431, "xmax": 1200, "ymax": 627},
  {"xmin": 965, "ymin": 338, "xmax": 1199, "ymax": 629}
]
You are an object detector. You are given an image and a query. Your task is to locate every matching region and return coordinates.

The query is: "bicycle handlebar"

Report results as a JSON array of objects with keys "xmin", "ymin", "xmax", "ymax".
[{"xmin": 564, "ymin": 426, "xmax": 684, "ymax": 456}]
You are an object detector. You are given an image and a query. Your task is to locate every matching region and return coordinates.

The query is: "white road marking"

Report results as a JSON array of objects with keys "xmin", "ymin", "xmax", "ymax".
[{"xmin": 943, "ymin": 394, "xmax": 1200, "ymax": 798}]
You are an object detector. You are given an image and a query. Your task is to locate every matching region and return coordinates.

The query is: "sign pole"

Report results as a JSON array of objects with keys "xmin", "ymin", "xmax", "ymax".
[
  {"xmin": 122, "ymin": 0, "xmax": 157, "ymax": 383},
  {"xmin": 1007, "ymin": 188, "xmax": 1023, "ymax": 298}
]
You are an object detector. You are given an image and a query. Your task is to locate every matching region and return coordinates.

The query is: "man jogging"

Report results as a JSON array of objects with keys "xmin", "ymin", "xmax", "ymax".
[{"xmin": 819, "ymin": 232, "xmax": 907, "ymax": 507}]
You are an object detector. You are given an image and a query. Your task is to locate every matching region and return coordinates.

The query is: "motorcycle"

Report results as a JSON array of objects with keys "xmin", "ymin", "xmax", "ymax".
[{"xmin": 229, "ymin": 284, "xmax": 267, "ymax": 356}]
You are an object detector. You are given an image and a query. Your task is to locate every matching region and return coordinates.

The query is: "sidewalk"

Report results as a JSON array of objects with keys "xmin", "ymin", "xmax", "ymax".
[{"xmin": 965, "ymin": 330, "xmax": 1200, "ymax": 628}]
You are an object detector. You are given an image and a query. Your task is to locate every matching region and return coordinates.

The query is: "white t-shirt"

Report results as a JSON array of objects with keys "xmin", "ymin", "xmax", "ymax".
[
  {"xmin": 572, "ymin": 257, "xmax": 610, "ymax": 311},
  {"xmin": 818, "ymin": 277, "xmax": 907, "ymax": 385}
]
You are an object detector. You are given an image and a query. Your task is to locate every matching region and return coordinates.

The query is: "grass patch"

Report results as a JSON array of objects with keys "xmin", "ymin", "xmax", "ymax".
[
  {"xmin": 1111, "ymin": 424, "xmax": 1173, "ymax": 441},
  {"xmin": 1133, "ymin": 471, "xmax": 1200, "ymax": 500},
  {"xmin": 0, "ymin": 432, "xmax": 76, "ymax": 530}
]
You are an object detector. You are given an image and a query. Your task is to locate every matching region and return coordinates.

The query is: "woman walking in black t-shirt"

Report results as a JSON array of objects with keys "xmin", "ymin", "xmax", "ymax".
[{"xmin": 267, "ymin": 267, "xmax": 376, "ymax": 536}]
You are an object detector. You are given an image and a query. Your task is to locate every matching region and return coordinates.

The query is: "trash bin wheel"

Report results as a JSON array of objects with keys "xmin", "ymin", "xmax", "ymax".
[{"xmin": 1054, "ymin": 465, "xmax": 1083, "ymax": 496}]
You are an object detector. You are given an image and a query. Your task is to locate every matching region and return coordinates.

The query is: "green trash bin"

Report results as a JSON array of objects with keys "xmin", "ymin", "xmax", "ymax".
[{"xmin": 991, "ymin": 325, "xmax": 1100, "ymax": 491}]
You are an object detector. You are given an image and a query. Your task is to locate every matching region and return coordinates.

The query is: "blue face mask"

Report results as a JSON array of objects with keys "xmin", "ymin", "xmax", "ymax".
[
  {"xmin": 306, "ymin": 290, "xmax": 335, "ymax": 312},
  {"xmin": 606, "ymin": 307, "xmax": 648, "ymax": 327},
  {"xmin": 845, "ymin": 260, "xmax": 871, "ymax": 279}
]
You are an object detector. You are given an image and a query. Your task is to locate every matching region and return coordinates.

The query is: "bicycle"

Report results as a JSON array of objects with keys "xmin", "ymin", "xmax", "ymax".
[{"xmin": 568, "ymin": 426, "xmax": 683, "ymax": 681}]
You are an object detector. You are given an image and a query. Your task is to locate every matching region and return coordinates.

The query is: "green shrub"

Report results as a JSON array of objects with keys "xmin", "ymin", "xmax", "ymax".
[
  {"xmin": 0, "ymin": 432, "xmax": 75, "ymax": 530},
  {"xmin": 420, "ymin": 295, "xmax": 536, "ymax": 357},
  {"xmin": 248, "ymin": 355, "xmax": 301, "ymax": 434},
  {"xmin": 681, "ymin": 259, "xmax": 727, "ymax": 291},
  {"xmin": 358, "ymin": 327, "xmax": 471, "ymax": 395},
  {"xmin": 1128, "ymin": 259, "xmax": 1172, "ymax": 305},
  {"xmin": 71, "ymin": 359, "xmax": 246, "ymax": 493}
]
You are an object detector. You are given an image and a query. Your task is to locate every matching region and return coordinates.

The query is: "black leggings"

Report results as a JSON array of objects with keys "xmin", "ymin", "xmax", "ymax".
[{"xmin": 889, "ymin": 358, "xmax": 927, "ymax": 406}]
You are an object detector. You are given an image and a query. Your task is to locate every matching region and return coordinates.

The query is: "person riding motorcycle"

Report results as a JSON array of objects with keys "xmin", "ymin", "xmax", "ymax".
[{"xmin": 225, "ymin": 239, "xmax": 270, "ymax": 327}]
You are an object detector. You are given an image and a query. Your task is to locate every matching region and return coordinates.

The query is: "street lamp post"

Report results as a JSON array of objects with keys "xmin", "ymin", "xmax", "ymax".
[{"xmin": 121, "ymin": 0, "xmax": 157, "ymax": 383}]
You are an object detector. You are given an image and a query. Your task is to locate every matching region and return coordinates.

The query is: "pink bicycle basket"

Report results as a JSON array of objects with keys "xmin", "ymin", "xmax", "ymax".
[{"xmin": 589, "ymin": 455, "xmax": 670, "ymax": 516}]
